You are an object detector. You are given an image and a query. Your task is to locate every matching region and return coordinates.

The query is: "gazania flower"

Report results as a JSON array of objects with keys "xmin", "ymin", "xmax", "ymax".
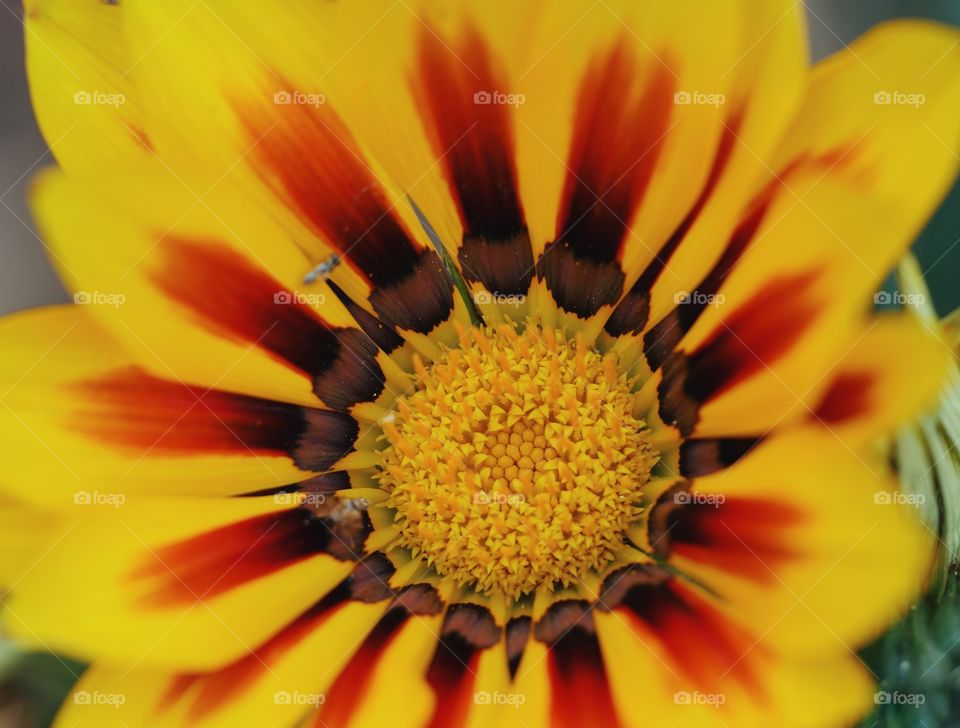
[{"xmin": 3, "ymin": 1, "xmax": 960, "ymax": 726}]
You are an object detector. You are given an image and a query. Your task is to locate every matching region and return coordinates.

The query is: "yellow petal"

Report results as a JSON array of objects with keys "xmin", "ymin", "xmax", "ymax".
[
  {"xmin": 25, "ymin": 0, "xmax": 150, "ymax": 170},
  {"xmin": 0, "ymin": 306, "xmax": 367, "ymax": 505},
  {"xmin": 9, "ymin": 495, "xmax": 354, "ymax": 670},
  {"xmin": 0, "ymin": 496, "xmax": 68, "ymax": 588},
  {"xmin": 53, "ymin": 600, "xmax": 385, "ymax": 727},
  {"xmin": 596, "ymin": 608, "xmax": 874, "ymax": 728},
  {"xmin": 117, "ymin": 0, "xmax": 466, "ymax": 338},
  {"xmin": 654, "ymin": 172, "xmax": 930, "ymax": 438},
  {"xmin": 808, "ymin": 313, "xmax": 951, "ymax": 447},
  {"xmin": 31, "ymin": 166, "xmax": 407, "ymax": 415},
  {"xmin": 667, "ymin": 430, "xmax": 933, "ymax": 656},
  {"xmin": 614, "ymin": 0, "xmax": 807, "ymax": 348},
  {"xmin": 775, "ymin": 19, "xmax": 960, "ymax": 242},
  {"xmin": 315, "ymin": 613, "xmax": 442, "ymax": 728}
]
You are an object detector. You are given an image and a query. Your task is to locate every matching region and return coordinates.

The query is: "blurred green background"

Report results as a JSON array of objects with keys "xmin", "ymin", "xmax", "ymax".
[{"xmin": 0, "ymin": 1, "xmax": 958, "ymax": 727}]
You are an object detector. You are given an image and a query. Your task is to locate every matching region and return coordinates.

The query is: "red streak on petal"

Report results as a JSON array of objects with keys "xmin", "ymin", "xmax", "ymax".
[
  {"xmin": 130, "ymin": 508, "xmax": 333, "ymax": 606},
  {"xmin": 556, "ymin": 40, "xmax": 675, "ymax": 261},
  {"xmin": 685, "ymin": 269, "xmax": 824, "ymax": 402},
  {"xmin": 424, "ymin": 655, "xmax": 480, "ymax": 728},
  {"xmin": 811, "ymin": 371, "xmax": 875, "ymax": 424},
  {"xmin": 149, "ymin": 237, "xmax": 338, "ymax": 381},
  {"xmin": 644, "ymin": 193, "xmax": 775, "ymax": 374},
  {"xmin": 234, "ymin": 90, "xmax": 422, "ymax": 289},
  {"xmin": 315, "ymin": 608, "xmax": 409, "ymax": 725},
  {"xmin": 68, "ymin": 367, "xmax": 307, "ymax": 456},
  {"xmin": 622, "ymin": 579, "xmax": 764, "ymax": 695},
  {"xmin": 158, "ymin": 591, "xmax": 351, "ymax": 718},
  {"xmin": 423, "ymin": 638, "xmax": 484, "ymax": 728},
  {"xmin": 606, "ymin": 113, "xmax": 744, "ymax": 338},
  {"xmin": 414, "ymin": 24, "xmax": 524, "ymax": 241},
  {"xmin": 547, "ymin": 628, "xmax": 622, "ymax": 728},
  {"xmin": 670, "ymin": 497, "xmax": 806, "ymax": 584}
]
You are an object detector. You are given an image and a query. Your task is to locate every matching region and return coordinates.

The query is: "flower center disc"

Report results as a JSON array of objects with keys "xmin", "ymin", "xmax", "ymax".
[{"xmin": 378, "ymin": 322, "xmax": 657, "ymax": 599}]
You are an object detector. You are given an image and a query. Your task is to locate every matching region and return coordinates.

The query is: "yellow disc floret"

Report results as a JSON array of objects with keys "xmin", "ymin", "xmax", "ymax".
[{"xmin": 377, "ymin": 322, "xmax": 657, "ymax": 599}]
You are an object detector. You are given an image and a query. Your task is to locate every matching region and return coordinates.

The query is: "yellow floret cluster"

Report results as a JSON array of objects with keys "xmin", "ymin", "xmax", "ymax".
[{"xmin": 378, "ymin": 322, "xmax": 657, "ymax": 599}]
